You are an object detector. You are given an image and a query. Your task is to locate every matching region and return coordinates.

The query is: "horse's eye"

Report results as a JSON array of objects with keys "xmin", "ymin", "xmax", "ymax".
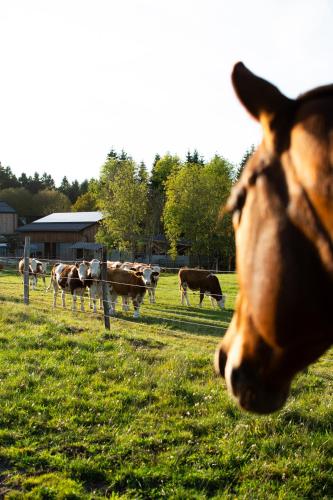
[
  {"xmin": 227, "ymin": 187, "xmax": 247, "ymax": 227},
  {"xmin": 227, "ymin": 186, "xmax": 246, "ymax": 214}
]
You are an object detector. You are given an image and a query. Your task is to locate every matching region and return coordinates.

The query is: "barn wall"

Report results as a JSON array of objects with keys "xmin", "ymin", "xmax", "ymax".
[
  {"xmin": 21, "ymin": 223, "xmax": 99, "ymax": 244},
  {"xmin": 0, "ymin": 213, "xmax": 18, "ymax": 234},
  {"xmin": 18, "ymin": 223, "xmax": 100, "ymax": 259}
]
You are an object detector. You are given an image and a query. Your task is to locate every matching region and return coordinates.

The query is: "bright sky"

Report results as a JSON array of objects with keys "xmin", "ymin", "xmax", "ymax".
[{"xmin": 1, "ymin": 0, "xmax": 332, "ymax": 186}]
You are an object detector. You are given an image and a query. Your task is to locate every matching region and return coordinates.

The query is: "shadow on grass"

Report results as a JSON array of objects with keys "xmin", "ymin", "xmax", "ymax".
[{"xmin": 111, "ymin": 313, "xmax": 227, "ymax": 338}]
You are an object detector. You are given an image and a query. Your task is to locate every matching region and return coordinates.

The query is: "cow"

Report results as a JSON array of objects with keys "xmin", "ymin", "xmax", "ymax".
[
  {"xmin": 106, "ymin": 267, "xmax": 146, "ymax": 318},
  {"xmin": 178, "ymin": 268, "xmax": 225, "ymax": 309},
  {"xmin": 48, "ymin": 261, "xmax": 89, "ymax": 311},
  {"xmin": 18, "ymin": 258, "xmax": 46, "ymax": 290},
  {"xmin": 86, "ymin": 259, "xmax": 103, "ymax": 313},
  {"xmin": 107, "ymin": 260, "xmax": 122, "ymax": 269},
  {"xmin": 215, "ymin": 62, "xmax": 333, "ymax": 414},
  {"xmin": 120, "ymin": 262, "xmax": 161, "ymax": 304},
  {"xmin": 86, "ymin": 260, "xmax": 132, "ymax": 314}
]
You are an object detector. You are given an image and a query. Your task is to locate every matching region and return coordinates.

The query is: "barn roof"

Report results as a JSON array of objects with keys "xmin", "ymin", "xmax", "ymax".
[
  {"xmin": 16, "ymin": 222, "xmax": 96, "ymax": 233},
  {"xmin": 16, "ymin": 211, "xmax": 103, "ymax": 233},
  {"xmin": 33, "ymin": 211, "xmax": 103, "ymax": 223},
  {"xmin": 0, "ymin": 201, "xmax": 16, "ymax": 214}
]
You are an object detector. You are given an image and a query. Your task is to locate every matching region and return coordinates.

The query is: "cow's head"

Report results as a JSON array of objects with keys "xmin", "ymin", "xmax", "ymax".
[
  {"xmin": 30, "ymin": 258, "xmax": 38, "ymax": 273},
  {"xmin": 89, "ymin": 259, "xmax": 101, "ymax": 280},
  {"xmin": 140, "ymin": 266, "xmax": 159, "ymax": 286},
  {"xmin": 207, "ymin": 274, "xmax": 224, "ymax": 309},
  {"xmin": 77, "ymin": 261, "xmax": 89, "ymax": 282},
  {"xmin": 215, "ymin": 63, "xmax": 333, "ymax": 414}
]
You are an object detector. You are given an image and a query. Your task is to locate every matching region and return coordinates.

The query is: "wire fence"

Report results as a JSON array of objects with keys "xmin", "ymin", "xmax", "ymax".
[
  {"xmin": 1, "ymin": 268, "xmax": 332, "ymax": 366},
  {"xmin": 0, "ymin": 255, "xmax": 237, "ymax": 275},
  {"xmin": 0, "ymin": 270, "xmax": 232, "ymax": 335}
]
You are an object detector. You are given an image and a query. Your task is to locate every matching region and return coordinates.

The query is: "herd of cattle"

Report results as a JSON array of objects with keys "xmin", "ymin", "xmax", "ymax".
[{"xmin": 17, "ymin": 258, "xmax": 225, "ymax": 318}]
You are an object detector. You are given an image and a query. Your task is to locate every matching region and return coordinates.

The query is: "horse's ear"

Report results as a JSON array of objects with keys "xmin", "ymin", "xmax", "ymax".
[{"xmin": 232, "ymin": 63, "xmax": 295, "ymax": 143}]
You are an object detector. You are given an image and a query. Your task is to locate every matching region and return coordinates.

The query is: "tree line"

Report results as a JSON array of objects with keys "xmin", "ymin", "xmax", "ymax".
[
  {"xmin": 0, "ymin": 145, "xmax": 254, "ymax": 268},
  {"xmin": 90, "ymin": 147, "xmax": 255, "ymax": 269},
  {"xmin": 0, "ymin": 164, "xmax": 90, "ymax": 220}
]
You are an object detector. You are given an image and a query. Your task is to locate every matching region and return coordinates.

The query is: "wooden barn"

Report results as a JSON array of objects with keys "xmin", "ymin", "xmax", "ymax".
[
  {"xmin": 16, "ymin": 212, "xmax": 103, "ymax": 260},
  {"xmin": 0, "ymin": 201, "xmax": 18, "ymax": 235}
]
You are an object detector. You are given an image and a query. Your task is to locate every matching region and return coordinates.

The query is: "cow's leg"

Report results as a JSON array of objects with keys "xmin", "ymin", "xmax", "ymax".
[
  {"xmin": 132, "ymin": 294, "xmax": 143, "ymax": 318},
  {"xmin": 79, "ymin": 288, "xmax": 85, "ymax": 312},
  {"xmin": 181, "ymin": 283, "xmax": 190, "ymax": 306},
  {"xmin": 53, "ymin": 284, "xmax": 58, "ymax": 308},
  {"xmin": 90, "ymin": 283, "xmax": 97, "ymax": 313},
  {"xmin": 98, "ymin": 283, "xmax": 103, "ymax": 310},
  {"xmin": 110, "ymin": 292, "xmax": 117, "ymax": 315},
  {"xmin": 30, "ymin": 275, "xmax": 36, "ymax": 290},
  {"xmin": 72, "ymin": 290, "xmax": 77, "ymax": 311},
  {"xmin": 151, "ymin": 286, "xmax": 156, "ymax": 304},
  {"xmin": 148, "ymin": 286, "xmax": 156, "ymax": 304},
  {"xmin": 199, "ymin": 289, "xmax": 205, "ymax": 307},
  {"xmin": 61, "ymin": 288, "xmax": 66, "ymax": 308},
  {"xmin": 122, "ymin": 296, "xmax": 130, "ymax": 312}
]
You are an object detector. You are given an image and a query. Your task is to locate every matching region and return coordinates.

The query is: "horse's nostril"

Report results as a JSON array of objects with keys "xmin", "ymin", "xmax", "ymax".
[
  {"xmin": 215, "ymin": 348, "xmax": 227, "ymax": 378},
  {"xmin": 230, "ymin": 367, "xmax": 242, "ymax": 396}
]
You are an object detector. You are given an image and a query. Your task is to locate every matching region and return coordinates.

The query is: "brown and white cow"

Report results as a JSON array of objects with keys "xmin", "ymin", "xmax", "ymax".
[
  {"xmin": 18, "ymin": 258, "xmax": 46, "ymax": 290},
  {"xmin": 106, "ymin": 267, "xmax": 146, "ymax": 318},
  {"xmin": 48, "ymin": 261, "xmax": 89, "ymax": 311},
  {"xmin": 120, "ymin": 262, "xmax": 161, "ymax": 304},
  {"xmin": 107, "ymin": 260, "xmax": 122, "ymax": 269},
  {"xmin": 178, "ymin": 268, "xmax": 225, "ymax": 309}
]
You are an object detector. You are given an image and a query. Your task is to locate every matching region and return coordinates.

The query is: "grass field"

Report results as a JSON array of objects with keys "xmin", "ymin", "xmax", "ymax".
[{"xmin": 0, "ymin": 268, "xmax": 332, "ymax": 499}]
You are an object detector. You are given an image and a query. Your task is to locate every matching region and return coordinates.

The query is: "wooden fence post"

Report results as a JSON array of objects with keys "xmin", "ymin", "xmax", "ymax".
[
  {"xmin": 23, "ymin": 236, "xmax": 30, "ymax": 305},
  {"xmin": 101, "ymin": 247, "xmax": 110, "ymax": 330}
]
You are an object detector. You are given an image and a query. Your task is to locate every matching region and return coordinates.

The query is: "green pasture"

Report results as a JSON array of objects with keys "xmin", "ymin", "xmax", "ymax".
[{"xmin": 0, "ymin": 268, "xmax": 332, "ymax": 499}]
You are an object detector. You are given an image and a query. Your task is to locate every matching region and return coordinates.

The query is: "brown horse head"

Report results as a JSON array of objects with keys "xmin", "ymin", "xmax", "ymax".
[{"xmin": 215, "ymin": 63, "xmax": 333, "ymax": 414}]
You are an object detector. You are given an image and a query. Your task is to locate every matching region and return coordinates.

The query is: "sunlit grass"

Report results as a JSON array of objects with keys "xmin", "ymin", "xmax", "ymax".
[{"xmin": 0, "ymin": 268, "xmax": 332, "ymax": 498}]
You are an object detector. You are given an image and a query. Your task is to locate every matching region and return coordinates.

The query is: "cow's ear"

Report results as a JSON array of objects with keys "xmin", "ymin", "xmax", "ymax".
[
  {"xmin": 75, "ymin": 261, "xmax": 79, "ymax": 267},
  {"xmin": 135, "ymin": 271, "xmax": 143, "ymax": 277}
]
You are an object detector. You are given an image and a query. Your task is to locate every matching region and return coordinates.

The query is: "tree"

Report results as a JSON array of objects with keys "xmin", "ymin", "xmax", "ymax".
[
  {"xmin": 18, "ymin": 172, "xmax": 29, "ymax": 188},
  {"xmin": 0, "ymin": 163, "xmax": 19, "ymax": 190},
  {"xmin": 185, "ymin": 149, "xmax": 204, "ymax": 165},
  {"xmin": 58, "ymin": 176, "xmax": 71, "ymax": 196},
  {"xmin": 107, "ymin": 148, "xmax": 118, "ymax": 160},
  {"xmin": 0, "ymin": 187, "xmax": 34, "ymax": 217},
  {"xmin": 79, "ymin": 179, "xmax": 89, "ymax": 196},
  {"xmin": 58, "ymin": 177, "xmax": 81, "ymax": 204},
  {"xmin": 163, "ymin": 155, "xmax": 234, "ymax": 265},
  {"xmin": 40, "ymin": 172, "xmax": 55, "ymax": 190},
  {"xmin": 95, "ymin": 158, "xmax": 148, "ymax": 258},
  {"xmin": 137, "ymin": 161, "xmax": 148, "ymax": 184},
  {"xmin": 33, "ymin": 190, "xmax": 71, "ymax": 216},
  {"xmin": 236, "ymin": 144, "xmax": 256, "ymax": 180},
  {"xmin": 147, "ymin": 154, "xmax": 181, "ymax": 238},
  {"xmin": 26, "ymin": 172, "xmax": 43, "ymax": 194},
  {"xmin": 150, "ymin": 153, "xmax": 181, "ymax": 192},
  {"xmin": 72, "ymin": 191, "xmax": 97, "ymax": 212}
]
